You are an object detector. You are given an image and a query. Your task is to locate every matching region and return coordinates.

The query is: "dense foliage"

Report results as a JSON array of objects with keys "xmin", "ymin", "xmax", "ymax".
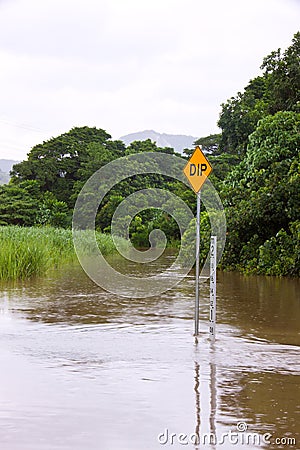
[
  {"xmin": 218, "ymin": 32, "xmax": 300, "ymax": 156},
  {"xmin": 1, "ymin": 32, "xmax": 299, "ymax": 276},
  {"xmin": 221, "ymin": 111, "xmax": 299, "ymax": 275}
]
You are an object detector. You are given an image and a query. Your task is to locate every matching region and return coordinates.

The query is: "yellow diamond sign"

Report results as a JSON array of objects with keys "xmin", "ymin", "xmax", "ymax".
[{"xmin": 183, "ymin": 146, "xmax": 212, "ymax": 193}]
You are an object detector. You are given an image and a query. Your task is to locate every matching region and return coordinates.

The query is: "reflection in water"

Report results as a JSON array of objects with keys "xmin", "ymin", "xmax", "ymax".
[
  {"xmin": 194, "ymin": 361, "xmax": 201, "ymax": 448},
  {"xmin": 194, "ymin": 342, "xmax": 217, "ymax": 450},
  {"xmin": 0, "ymin": 254, "xmax": 299, "ymax": 450},
  {"xmin": 209, "ymin": 358, "xmax": 217, "ymax": 449}
]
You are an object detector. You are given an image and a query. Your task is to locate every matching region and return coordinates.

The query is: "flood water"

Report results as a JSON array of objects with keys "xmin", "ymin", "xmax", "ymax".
[{"xmin": 0, "ymin": 252, "xmax": 299, "ymax": 450}]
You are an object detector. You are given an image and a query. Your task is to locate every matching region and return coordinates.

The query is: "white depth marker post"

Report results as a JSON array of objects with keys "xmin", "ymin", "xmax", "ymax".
[
  {"xmin": 209, "ymin": 236, "xmax": 217, "ymax": 340},
  {"xmin": 194, "ymin": 191, "xmax": 201, "ymax": 336}
]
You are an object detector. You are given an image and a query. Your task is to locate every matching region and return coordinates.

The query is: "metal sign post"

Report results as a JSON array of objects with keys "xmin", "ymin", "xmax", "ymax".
[
  {"xmin": 209, "ymin": 236, "xmax": 217, "ymax": 340},
  {"xmin": 194, "ymin": 191, "xmax": 201, "ymax": 336},
  {"xmin": 183, "ymin": 146, "xmax": 212, "ymax": 336}
]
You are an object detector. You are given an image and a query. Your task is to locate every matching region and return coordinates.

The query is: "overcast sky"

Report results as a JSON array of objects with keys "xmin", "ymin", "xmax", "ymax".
[{"xmin": 0, "ymin": 0, "xmax": 299, "ymax": 161}]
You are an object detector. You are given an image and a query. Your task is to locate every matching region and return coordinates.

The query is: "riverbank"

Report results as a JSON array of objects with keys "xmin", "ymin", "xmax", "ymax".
[{"xmin": 0, "ymin": 226, "xmax": 127, "ymax": 280}]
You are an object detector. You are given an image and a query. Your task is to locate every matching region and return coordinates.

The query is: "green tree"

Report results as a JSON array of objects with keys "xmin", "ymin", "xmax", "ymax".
[
  {"xmin": 218, "ymin": 76, "xmax": 268, "ymax": 155},
  {"xmin": 0, "ymin": 181, "xmax": 41, "ymax": 226},
  {"xmin": 217, "ymin": 32, "xmax": 300, "ymax": 156},
  {"xmin": 261, "ymin": 31, "xmax": 300, "ymax": 114},
  {"xmin": 37, "ymin": 192, "xmax": 70, "ymax": 228},
  {"xmin": 193, "ymin": 133, "xmax": 221, "ymax": 155},
  {"xmin": 11, "ymin": 126, "xmax": 113, "ymax": 207},
  {"xmin": 221, "ymin": 111, "xmax": 300, "ymax": 274}
]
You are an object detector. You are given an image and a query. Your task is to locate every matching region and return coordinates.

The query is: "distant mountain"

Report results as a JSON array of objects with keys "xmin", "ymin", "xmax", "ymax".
[
  {"xmin": 0, "ymin": 169, "xmax": 9, "ymax": 185},
  {"xmin": 0, "ymin": 159, "xmax": 19, "ymax": 173},
  {"xmin": 119, "ymin": 130, "xmax": 198, "ymax": 153},
  {"xmin": 0, "ymin": 159, "xmax": 19, "ymax": 185}
]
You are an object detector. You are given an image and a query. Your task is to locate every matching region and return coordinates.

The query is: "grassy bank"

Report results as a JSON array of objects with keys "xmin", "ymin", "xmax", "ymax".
[{"xmin": 0, "ymin": 226, "xmax": 127, "ymax": 280}]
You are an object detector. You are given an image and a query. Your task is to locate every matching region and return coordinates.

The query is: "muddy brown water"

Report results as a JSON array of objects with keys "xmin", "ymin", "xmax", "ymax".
[{"xmin": 0, "ymin": 252, "xmax": 299, "ymax": 450}]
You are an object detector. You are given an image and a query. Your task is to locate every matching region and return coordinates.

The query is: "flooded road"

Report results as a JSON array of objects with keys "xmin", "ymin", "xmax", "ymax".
[{"xmin": 0, "ymin": 253, "xmax": 299, "ymax": 449}]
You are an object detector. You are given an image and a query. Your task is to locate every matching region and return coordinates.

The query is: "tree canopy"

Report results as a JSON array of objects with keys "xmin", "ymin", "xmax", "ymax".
[{"xmin": 218, "ymin": 32, "xmax": 300, "ymax": 156}]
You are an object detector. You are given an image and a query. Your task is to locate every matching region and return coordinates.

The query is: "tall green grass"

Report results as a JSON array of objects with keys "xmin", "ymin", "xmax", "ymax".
[{"xmin": 0, "ymin": 226, "xmax": 127, "ymax": 280}]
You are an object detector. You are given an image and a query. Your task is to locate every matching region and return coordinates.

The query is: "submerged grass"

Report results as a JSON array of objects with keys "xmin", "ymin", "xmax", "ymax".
[{"xmin": 0, "ymin": 226, "xmax": 128, "ymax": 280}]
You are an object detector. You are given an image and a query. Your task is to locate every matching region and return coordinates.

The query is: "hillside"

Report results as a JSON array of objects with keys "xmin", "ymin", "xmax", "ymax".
[
  {"xmin": 0, "ymin": 159, "xmax": 19, "ymax": 173},
  {"xmin": 0, "ymin": 159, "xmax": 19, "ymax": 185},
  {"xmin": 119, "ymin": 130, "xmax": 198, "ymax": 153},
  {"xmin": 0, "ymin": 169, "xmax": 9, "ymax": 185}
]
